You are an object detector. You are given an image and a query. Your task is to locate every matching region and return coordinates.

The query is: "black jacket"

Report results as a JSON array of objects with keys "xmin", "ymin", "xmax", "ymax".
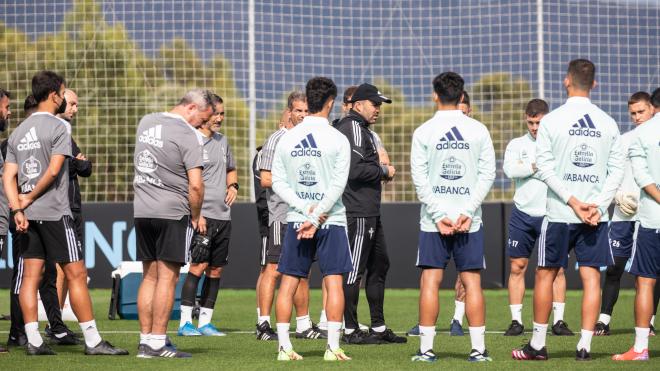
[
  {"xmin": 69, "ymin": 138, "xmax": 92, "ymax": 212},
  {"xmin": 333, "ymin": 111, "xmax": 384, "ymax": 217}
]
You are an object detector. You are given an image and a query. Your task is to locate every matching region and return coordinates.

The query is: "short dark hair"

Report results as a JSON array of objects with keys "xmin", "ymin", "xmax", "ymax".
[
  {"xmin": 32, "ymin": 70, "xmax": 65, "ymax": 103},
  {"xmin": 209, "ymin": 93, "xmax": 224, "ymax": 106},
  {"xmin": 460, "ymin": 90, "xmax": 470, "ymax": 107},
  {"xmin": 525, "ymin": 98, "xmax": 549, "ymax": 117},
  {"xmin": 24, "ymin": 95, "xmax": 38, "ymax": 114},
  {"xmin": 287, "ymin": 91, "xmax": 306, "ymax": 110},
  {"xmin": 0, "ymin": 88, "xmax": 11, "ymax": 100},
  {"xmin": 651, "ymin": 87, "xmax": 660, "ymax": 108},
  {"xmin": 343, "ymin": 86, "xmax": 358, "ymax": 104},
  {"xmin": 567, "ymin": 59, "xmax": 595, "ymax": 91},
  {"xmin": 432, "ymin": 72, "xmax": 464, "ymax": 105},
  {"xmin": 305, "ymin": 77, "xmax": 337, "ymax": 114},
  {"xmin": 628, "ymin": 91, "xmax": 651, "ymax": 106}
]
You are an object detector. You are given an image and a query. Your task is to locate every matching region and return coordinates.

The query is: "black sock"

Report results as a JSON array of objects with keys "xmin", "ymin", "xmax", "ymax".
[
  {"xmin": 201, "ymin": 277, "xmax": 221, "ymax": 309},
  {"xmin": 600, "ymin": 256, "xmax": 628, "ymax": 315},
  {"xmin": 181, "ymin": 273, "xmax": 201, "ymax": 307}
]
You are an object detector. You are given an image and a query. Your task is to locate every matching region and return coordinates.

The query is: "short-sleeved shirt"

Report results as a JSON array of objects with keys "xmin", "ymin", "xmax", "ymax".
[
  {"xmin": 5, "ymin": 112, "xmax": 72, "ymax": 221},
  {"xmin": 133, "ymin": 112, "xmax": 203, "ymax": 219},
  {"xmin": 200, "ymin": 131, "xmax": 235, "ymax": 220},
  {"xmin": 0, "ymin": 155, "xmax": 9, "ymax": 234},
  {"xmin": 260, "ymin": 128, "xmax": 289, "ymax": 225}
]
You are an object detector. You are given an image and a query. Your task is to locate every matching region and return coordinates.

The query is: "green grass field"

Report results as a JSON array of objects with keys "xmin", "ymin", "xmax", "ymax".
[{"xmin": 0, "ymin": 288, "xmax": 658, "ymax": 370}]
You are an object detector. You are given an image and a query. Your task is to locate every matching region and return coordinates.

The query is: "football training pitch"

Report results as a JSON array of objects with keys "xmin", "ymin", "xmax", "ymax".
[{"xmin": 0, "ymin": 288, "xmax": 657, "ymax": 370}]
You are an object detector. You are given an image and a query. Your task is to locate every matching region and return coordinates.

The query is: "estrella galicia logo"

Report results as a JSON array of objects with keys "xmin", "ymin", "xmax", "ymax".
[
  {"xmin": 571, "ymin": 143, "xmax": 597, "ymax": 168},
  {"xmin": 568, "ymin": 114, "xmax": 601, "ymax": 137},
  {"xmin": 291, "ymin": 133, "xmax": 322, "ymax": 157},
  {"xmin": 297, "ymin": 163, "xmax": 318, "ymax": 186},
  {"xmin": 436, "ymin": 126, "xmax": 470, "ymax": 150},
  {"xmin": 440, "ymin": 156, "xmax": 466, "ymax": 180}
]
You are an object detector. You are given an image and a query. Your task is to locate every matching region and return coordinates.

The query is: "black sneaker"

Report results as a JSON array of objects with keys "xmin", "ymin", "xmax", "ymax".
[
  {"xmin": 45, "ymin": 325, "xmax": 81, "ymax": 340},
  {"xmin": 369, "ymin": 328, "xmax": 407, "ymax": 343},
  {"xmin": 511, "ymin": 342, "xmax": 548, "ymax": 360},
  {"xmin": 7, "ymin": 333, "xmax": 27, "ymax": 347},
  {"xmin": 51, "ymin": 333, "xmax": 81, "ymax": 345},
  {"xmin": 594, "ymin": 321, "xmax": 610, "ymax": 336},
  {"xmin": 26, "ymin": 342, "xmax": 56, "ymax": 356},
  {"xmin": 341, "ymin": 329, "xmax": 383, "ymax": 345},
  {"xmin": 139, "ymin": 344, "xmax": 191, "ymax": 358},
  {"xmin": 504, "ymin": 320, "xmax": 524, "ymax": 336},
  {"xmin": 84, "ymin": 340, "xmax": 129, "ymax": 355},
  {"xmin": 295, "ymin": 324, "xmax": 327, "ymax": 339},
  {"xmin": 256, "ymin": 321, "xmax": 278, "ymax": 341},
  {"xmin": 551, "ymin": 320, "xmax": 575, "ymax": 336},
  {"xmin": 576, "ymin": 348, "xmax": 591, "ymax": 361}
]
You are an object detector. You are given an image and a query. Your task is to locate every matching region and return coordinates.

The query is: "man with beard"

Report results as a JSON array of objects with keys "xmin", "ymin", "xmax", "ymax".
[{"xmin": 0, "ymin": 88, "xmax": 10, "ymax": 354}]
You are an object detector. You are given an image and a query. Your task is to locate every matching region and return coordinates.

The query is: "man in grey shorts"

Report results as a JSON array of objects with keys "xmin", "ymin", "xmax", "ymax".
[{"xmin": 133, "ymin": 89, "xmax": 212, "ymax": 358}]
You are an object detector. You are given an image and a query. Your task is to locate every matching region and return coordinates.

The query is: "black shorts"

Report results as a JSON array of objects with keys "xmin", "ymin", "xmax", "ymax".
[
  {"xmin": 21, "ymin": 216, "xmax": 82, "ymax": 264},
  {"xmin": 266, "ymin": 221, "xmax": 287, "ymax": 264},
  {"xmin": 135, "ymin": 216, "xmax": 193, "ymax": 264},
  {"xmin": 72, "ymin": 210, "xmax": 85, "ymax": 259},
  {"xmin": 192, "ymin": 218, "xmax": 231, "ymax": 267}
]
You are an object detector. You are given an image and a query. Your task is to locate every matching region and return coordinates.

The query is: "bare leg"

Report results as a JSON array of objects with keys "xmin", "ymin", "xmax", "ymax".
[
  {"xmin": 293, "ymin": 277, "xmax": 310, "ymax": 316},
  {"xmin": 454, "ymin": 275, "xmax": 466, "ymax": 301},
  {"xmin": 419, "ymin": 269, "xmax": 443, "ymax": 326},
  {"xmin": 460, "ymin": 270, "xmax": 484, "ymax": 326},
  {"xmin": 508, "ymin": 258, "xmax": 528, "ymax": 305},
  {"xmin": 55, "ymin": 263, "xmax": 68, "ymax": 309},
  {"xmin": 579, "ymin": 266, "xmax": 601, "ymax": 331},
  {"xmin": 19, "ymin": 258, "xmax": 46, "ymax": 323},
  {"xmin": 151, "ymin": 261, "xmax": 181, "ymax": 335},
  {"xmin": 323, "ymin": 275, "xmax": 345, "ymax": 322},
  {"xmin": 137, "ymin": 261, "xmax": 158, "ymax": 334},
  {"xmin": 635, "ymin": 277, "xmax": 656, "ymax": 327},
  {"xmin": 533, "ymin": 267, "xmax": 559, "ymax": 324},
  {"xmin": 60, "ymin": 260, "xmax": 94, "ymax": 322},
  {"xmin": 259, "ymin": 263, "xmax": 281, "ymax": 316},
  {"xmin": 552, "ymin": 267, "xmax": 567, "ymax": 303},
  {"xmin": 276, "ymin": 275, "xmax": 301, "ymax": 324}
]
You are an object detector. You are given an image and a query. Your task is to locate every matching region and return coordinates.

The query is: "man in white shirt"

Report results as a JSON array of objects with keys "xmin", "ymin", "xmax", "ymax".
[
  {"xmin": 513, "ymin": 59, "xmax": 624, "ymax": 361},
  {"xmin": 503, "ymin": 99, "xmax": 573, "ymax": 337}
]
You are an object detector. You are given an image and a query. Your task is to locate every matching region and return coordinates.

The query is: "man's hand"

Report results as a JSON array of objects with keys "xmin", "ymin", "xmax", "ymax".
[
  {"xmin": 296, "ymin": 221, "xmax": 318, "ymax": 240},
  {"xmin": 384, "ymin": 165, "xmax": 396, "ymax": 180},
  {"xmin": 75, "ymin": 153, "xmax": 87, "ymax": 161},
  {"xmin": 193, "ymin": 215, "xmax": 207, "ymax": 235},
  {"xmin": 14, "ymin": 211, "xmax": 29, "ymax": 233},
  {"xmin": 306, "ymin": 205, "xmax": 328, "ymax": 226},
  {"xmin": 531, "ymin": 163, "xmax": 537, "ymax": 172},
  {"xmin": 225, "ymin": 186, "xmax": 238, "ymax": 206},
  {"xmin": 454, "ymin": 214, "xmax": 472, "ymax": 233},
  {"xmin": 436, "ymin": 217, "xmax": 455, "ymax": 236},
  {"xmin": 614, "ymin": 191, "xmax": 638, "ymax": 217},
  {"xmin": 18, "ymin": 194, "xmax": 33, "ymax": 210},
  {"xmin": 568, "ymin": 197, "xmax": 598, "ymax": 226}
]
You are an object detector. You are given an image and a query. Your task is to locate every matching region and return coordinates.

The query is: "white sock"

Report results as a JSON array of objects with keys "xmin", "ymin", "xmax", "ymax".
[
  {"xmin": 319, "ymin": 310, "xmax": 327, "ymax": 324},
  {"xmin": 149, "ymin": 334, "xmax": 166, "ymax": 350},
  {"xmin": 344, "ymin": 328, "xmax": 356, "ymax": 335},
  {"xmin": 510, "ymin": 304, "xmax": 523, "ymax": 323},
  {"xmin": 453, "ymin": 300, "xmax": 465, "ymax": 325},
  {"xmin": 598, "ymin": 313, "xmax": 611, "ymax": 325},
  {"xmin": 372, "ymin": 325, "xmax": 386, "ymax": 333},
  {"xmin": 79, "ymin": 319, "xmax": 102, "ymax": 348},
  {"xmin": 257, "ymin": 307, "xmax": 261, "ymax": 319},
  {"xmin": 140, "ymin": 333, "xmax": 150, "ymax": 345},
  {"xmin": 25, "ymin": 322, "xmax": 43, "ymax": 347},
  {"xmin": 180, "ymin": 305, "xmax": 193, "ymax": 327},
  {"xmin": 296, "ymin": 315, "xmax": 311, "ymax": 333},
  {"xmin": 577, "ymin": 329, "xmax": 593, "ymax": 352},
  {"xmin": 651, "ymin": 315, "xmax": 656, "ymax": 326},
  {"xmin": 469, "ymin": 326, "xmax": 486, "ymax": 353},
  {"xmin": 530, "ymin": 322, "xmax": 548, "ymax": 351},
  {"xmin": 634, "ymin": 327, "xmax": 650, "ymax": 352},
  {"xmin": 327, "ymin": 321, "xmax": 342, "ymax": 351},
  {"xmin": 276, "ymin": 323, "xmax": 292, "ymax": 351},
  {"xmin": 198, "ymin": 307, "xmax": 213, "ymax": 327},
  {"xmin": 419, "ymin": 326, "xmax": 436, "ymax": 353},
  {"xmin": 552, "ymin": 302, "xmax": 565, "ymax": 324},
  {"xmin": 258, "ymin": 315, "xmax": 271, "ymax": 325}
]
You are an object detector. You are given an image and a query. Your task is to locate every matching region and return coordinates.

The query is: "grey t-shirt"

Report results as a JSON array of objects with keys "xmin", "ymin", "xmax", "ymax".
[
  {"xmin": 200, "ymin": 131, "xmax": 236, "ymax": 220},
  {"xmin": 133, "ymin": 112, "xmax": 203, "ymax": 219},
  {"xmin": 5, "ymin": 112, "xmax": 72, "ymax": 221},
  {"xmin": 260, "ymin": 128, "xmax": 289, "ymax": 225},
  {"xmin": 0, "ymin": 155, "xmax": 9, "ymax": 234}
]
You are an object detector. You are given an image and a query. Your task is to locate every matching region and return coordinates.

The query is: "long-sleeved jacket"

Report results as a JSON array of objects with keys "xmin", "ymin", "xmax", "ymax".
[
  {"xmin": 411, "ymin": 110, "xmax": 496, "ymax": 233},
  {"xmin": 611, "ymin": 129, "xmax": 640, "ymax": 222},
  {"xmin": 629, "ymin": 113, "xmax": 660, "ymax": 229},
  {"xmin": 535, "ymin": 97, "xmax": 624, "ymax": 223},
  {"xmin": 503, "ymin": 133, "xmax": 547, "ymax": 217},
  {"xmin": 333, "ymin": 111, "xmax": 384, "ymax": 217},
  {"xmin": 69, "ymin": 138, "xmax": 92, "ymax": 212}
]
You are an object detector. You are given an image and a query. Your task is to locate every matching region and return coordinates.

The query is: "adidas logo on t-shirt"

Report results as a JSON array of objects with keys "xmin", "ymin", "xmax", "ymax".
[
  {"xmin": 436, "ymin": 126, "xmax": 470, "ymax": 150},
  {"xmin": 291, "ymin": 133, "xmax": 322, "ymax": 157},
  {"xmin": 138, "ymin": 125, "xmax": 164, "ymax": 148},
  {"xmin": 17, "ymin": 127, "xmax": 41, "ymax": 151},
  {"xmin": 568, "ymin": 114, "xmax": 601, "ymax": 137}
]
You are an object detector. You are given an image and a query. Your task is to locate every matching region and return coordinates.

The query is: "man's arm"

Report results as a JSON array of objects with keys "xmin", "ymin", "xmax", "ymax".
[
  {"xmin": 187, "ymin": 167, "xmax": 204, "ymax": 232},
  {"xmin": 21, "ymin": 155, "xmax": 67, "ymax": 208},
  {"xmin": 410, "ymin": 130, "xmax": 446, "ymax": 222},
  {"xmin": 630, "ymin": 130, "xmax": 660, "ymax": 203},
  {"xmin": 225, "ymin": 169, "xmax": 238, "ymax": 206},
  {"xmin": 336, "ymin": 121, "xmax": 388, "ymax": 182},
  {"xmin": 464, "ymin": 132, "xmax": 496, "ymax": 218},
  {"xmin": 260, "ymin": 170, "xmax": 272, "ymax": 188},
  {"xmin": 271, "ymin": 143, "xmax": 307, "ymax": 215},
  {"xmin": 502, "ymin": 140, "xmax": 535, "ymax": 179},
  {"xmin": 2, "ymin": 162, "xmax": 27, "ymax": 232},
  {"xmin": 71, "ymin": 139, "xmax": 92, "ymax": 178},
  {"xmin": 535, "ymin": 121, "xmax": 573, "ymax": 203}
]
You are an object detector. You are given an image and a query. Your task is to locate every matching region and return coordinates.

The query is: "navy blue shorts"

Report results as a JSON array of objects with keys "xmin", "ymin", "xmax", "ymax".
[
  {"xmin": 628, "ymin": 227, "xmax": 660, "ymax": 279},
  {"xmin": 416, "ymin": 228, "xmax": 485, "ymax": 271},
  {"xmin": 538, "ymin": 221, "xmax": 613, "ymax": 268},
  {"xmin": 507, "ymin": 206, "xmax": 544, "ymax": 258},
  {"xmin": 277, "ymin": 223, "xmax": 353, "ymax": 278},
  {"xmin": 608, "ymin": 221, "xmax": 636, "ymax": 258}
]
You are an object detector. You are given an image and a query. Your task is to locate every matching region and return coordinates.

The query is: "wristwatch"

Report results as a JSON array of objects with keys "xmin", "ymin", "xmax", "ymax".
[{"xmin": 228, "ymin": 182, "xmax": 239, "ymax": 190}]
